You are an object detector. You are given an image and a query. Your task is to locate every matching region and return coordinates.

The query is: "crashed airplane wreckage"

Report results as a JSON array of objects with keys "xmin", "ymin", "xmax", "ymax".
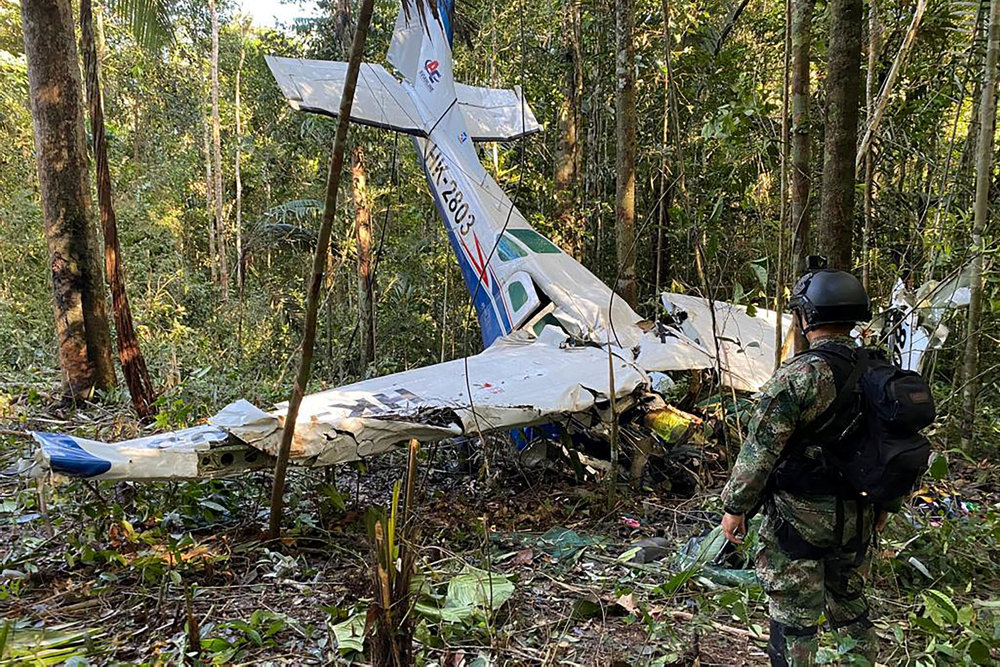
[{"xmin": 25, "ymin": 0, "xmax": 958, "ymax": 483}]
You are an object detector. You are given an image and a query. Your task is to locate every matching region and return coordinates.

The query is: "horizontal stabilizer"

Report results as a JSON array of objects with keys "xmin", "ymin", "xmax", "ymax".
[
  {"xmin": 456, "ymin": 84, "xmax": 541, "ymax": 141},
  {"xmin": 265, "ymin": 56, "xmax": 427, "ymax": 136}
]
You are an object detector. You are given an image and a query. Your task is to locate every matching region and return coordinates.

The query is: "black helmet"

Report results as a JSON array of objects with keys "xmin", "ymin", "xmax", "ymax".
[{"xmin": 789, "ymin": 267, "xmax": 872, "ymax": 332}]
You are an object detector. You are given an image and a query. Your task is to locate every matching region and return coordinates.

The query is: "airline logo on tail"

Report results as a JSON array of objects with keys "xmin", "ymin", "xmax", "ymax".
[{"xmin": 422, "ymin": 59, "xmax": 441, "ymax": 88}]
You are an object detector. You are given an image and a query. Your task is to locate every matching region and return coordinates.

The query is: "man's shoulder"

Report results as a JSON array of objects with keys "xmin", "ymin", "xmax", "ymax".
[
  {"xmin": 764, "ymin": 346, "xmax": 847, "ymax": 421},
  {"xmin": 773, "ymin": 350, "xmax": 835, "ymax": 383}
]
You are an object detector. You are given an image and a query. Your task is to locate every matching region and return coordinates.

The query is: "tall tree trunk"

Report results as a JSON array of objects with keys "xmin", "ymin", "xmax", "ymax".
[
  {"xmin": 80, "ymin": 0, "xmax": 155, "ymax": 417},
  {"xmin": 210, "ymin": 0, "xmax": 228, "ymax": 301},
  {"xmin": 960, "ymin": 2, "xmax": 989, "ymax": 188},
  {"xmin": 269, "ymin": 0, "xmax": 375, "ymax": 538},
  {"xmin": 572, "ymin": 3, "xmax": 583, "ymax": 230},
  {"xmin": 615, "ymin": 0, "xmax": 637, "ymax": 309},
  {"xmin": 235, "ymin": 23, "xmax": 246, "ymax": 290},
  {"xmin": 817, "ymin": 0, "xmax": 863, "ymax": 270},
  {"xmin": 336, "ymin": 0, "xmax": 375, "ymax": 371},
  {"xmin": 961, "ymin": 0, "xmax": 1000, "ymax": 448},
  {"xmin": 555, "ymin": 0, "xmax": 582, "ymax": 259},
  {"xmin": 203, "ymin": 79, "xmax": 217, "ymax": 284},
  {"xmin": 21, "ymin": 0, "xmax": 116, "ymax": 399},
  {"xmin": 775, "ymin": 0, "xmax": 792, "ymax": 369},
  {"xmin": 656, "ymin": 0, "xmax": 674, "ymax": 295},
  {"xmin": 790, "ymin": 0, "xmax": 815, "ymax": 276},
  {"xmin": 855, "ymin": 0, "xmax": 927, "ymax": 171},
  {"xmin": 862, "ymin": 0, "xmax": 880, "ymax": 291},
  {"xmin": 585, "ymin": 20, "xmax": 604, "ymax": 269},
  {"xmin": 352, "ymin": 145, "xmax": 375, "ymax": 370}
]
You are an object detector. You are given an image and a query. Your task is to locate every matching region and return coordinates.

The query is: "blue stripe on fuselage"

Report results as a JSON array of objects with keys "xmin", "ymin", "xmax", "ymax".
[{"xmin": 415, "ymin": 138, "xmax": 510, "ymax": 347}]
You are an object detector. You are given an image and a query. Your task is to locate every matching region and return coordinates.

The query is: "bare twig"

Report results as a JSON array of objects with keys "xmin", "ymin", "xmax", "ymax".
[{"xmin": 268, "ymin": 0, "xmax": 375, "ymax": 538}]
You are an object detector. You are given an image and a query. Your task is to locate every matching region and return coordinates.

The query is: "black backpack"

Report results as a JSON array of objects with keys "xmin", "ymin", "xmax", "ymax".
[{"xmin": 776, "ymin": 342, "xmax": 936, "ymax": 506}]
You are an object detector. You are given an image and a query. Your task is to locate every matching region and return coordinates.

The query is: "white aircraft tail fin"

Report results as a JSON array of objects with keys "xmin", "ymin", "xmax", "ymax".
[
  {"xmin": 268, "ymin": 1, "xmax": 541, "ymax": 141},
  {"xmin": 387, "ymin": 0, "xmax": 458, "ymax": 127}
]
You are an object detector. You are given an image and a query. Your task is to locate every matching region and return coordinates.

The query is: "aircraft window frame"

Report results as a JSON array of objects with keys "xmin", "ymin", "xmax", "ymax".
[
  {"xmin": 530, "ymin": 313, "xmax": 563, "ymax": 337},
  {"xmin": 507, "ymin": 228, "xmax": 561, "ymax": 254},
  {"xmin": 507, "ymin": 281, "xmax": 529, "ymax": 311},
  {"xmin": 496, "ymin": 234, "xmax": 528, "ymax": 262}
]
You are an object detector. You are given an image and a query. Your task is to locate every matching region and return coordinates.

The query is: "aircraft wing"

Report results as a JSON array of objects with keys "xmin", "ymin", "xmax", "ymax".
[
  {"xmin": 265, "ymin": 56, "xmax": 428, "ymax": 136},
  {"xmin": 28, "ymin": 329, "xmax": 647, "ymax": 479},
  {"xmin": 28, "ymin": 425, "xmax": 250, "ymax": 481},
  {"xmin": 222, "ymin": 328, "xmax": 644, "ymax": 466}
]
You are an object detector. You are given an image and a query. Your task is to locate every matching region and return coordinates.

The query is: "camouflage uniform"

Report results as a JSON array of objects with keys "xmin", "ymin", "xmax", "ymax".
[{"xmin": 721, "ymin": 333, "xmax": 877, "ymax": 667}]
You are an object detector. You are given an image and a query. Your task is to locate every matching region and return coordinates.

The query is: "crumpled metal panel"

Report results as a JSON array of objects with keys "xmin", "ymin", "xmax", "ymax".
[{"xmin": 661, "ymin": 293, "xmax": 793, "ymax": 393}]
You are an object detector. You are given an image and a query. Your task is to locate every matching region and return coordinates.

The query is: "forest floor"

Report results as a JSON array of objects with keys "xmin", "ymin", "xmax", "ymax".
[{"xmin": 2, "ymin": 394, "xmax": 999, "ymax": 666}]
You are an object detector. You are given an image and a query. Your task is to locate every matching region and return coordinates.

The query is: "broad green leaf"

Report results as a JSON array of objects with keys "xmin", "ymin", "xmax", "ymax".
[
  {"xmin": 923, "ymin": 589, "xmax": 959, "ymax": 626},
  {"xmin": 200, "ymin": 500, "xmax": 228, "ymax": 514},
  {"xmin": 414, "ymin": 566, "xmax": 514, "ymax": 624},
  {"xmin": 968, "ymin": 639, "xmax": 991, "ymax": 665},
  {"xmin": 331, "ymin": 613, "xmax": 366, "ymax": 654},
  {"xmin": 928, "ymin": 453, "xmax": 948, "ymax": 480}
]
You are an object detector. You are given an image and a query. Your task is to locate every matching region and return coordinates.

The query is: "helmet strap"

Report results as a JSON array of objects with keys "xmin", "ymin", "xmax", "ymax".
[{"xmin": 793, "ymin": 309, "xmax": 811, "ymax": 338}]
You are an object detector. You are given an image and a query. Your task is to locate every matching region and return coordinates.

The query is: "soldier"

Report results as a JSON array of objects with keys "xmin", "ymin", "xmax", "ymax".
[{"xmin": 719, "ymin": 264, "xmax": 888, "ymax": 667}]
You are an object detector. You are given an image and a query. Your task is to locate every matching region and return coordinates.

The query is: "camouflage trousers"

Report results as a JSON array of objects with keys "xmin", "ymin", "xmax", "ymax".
[{"xmin": 755, "ymin": 505, "xmax": 877, "ymax": 667}]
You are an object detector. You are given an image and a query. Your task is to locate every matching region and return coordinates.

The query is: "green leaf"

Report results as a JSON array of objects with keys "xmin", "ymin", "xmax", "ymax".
[
  {"xmin": 733, "ymin": 282, "xmax": 746, "ymax": 304},
  {"xmin": 968, "ymin": 639, "xmax": 991, "ymax": 665},
  {"xmin": 750, "ymin": 262, "xmax": 768, "ymax": 289},
  {"xmin": 923, "ymin": 589, "xmax": 959, "ymax": 626},
  {"xmin": 331, "ymin": 613, "xmax": 366, "ymax": 654},
  {"xmin": 928, "ymin": 453, "xmax": 948, "ymax": 480},
  {"xmin": 319, "ymin": 483, "xmax": 347, "ymax": 512},
  {"xmin": 910, "ymin": 615, "xmax": 941, "ymax": 633},
  {"xmin": 200, "ymin": 637, "xmax": 232, "ymax": 652},
  {"xmin": 200, "ymin": 500, "xmax": 228, "ymax": 514},
  {"xmin": 907, "ymin": 556, "xmax": 933, "ymax": 579},
  {"xmin": 570, "ymin": 595, "xmax": 604, "ymax": 620},
  {"xmin": 659, "ymin": 526, "xmax": 729, "ymax": 595},
  {"xmin": 973, "ymin": 600, "xmax": 1000, "ymax": 609},
  {"xmin": 934, "ymin": 642, "xmax": 960, "ymax": 658},
  {"xmin": 106, "ymin": 0, "xmax": 173, "ymax": 52},
  {"xmin": 710, "ymin": 196, "xmax": 725, "ymax": 223},
  {"xmin": 414, "ymin": 566, "xmax": 515, "ymax": 624},
  {"xmin": 617, "ymin": 546, "xmax": 641, "ymax": 562}
]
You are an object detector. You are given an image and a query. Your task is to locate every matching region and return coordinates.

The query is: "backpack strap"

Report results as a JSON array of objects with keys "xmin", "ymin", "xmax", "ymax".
[{"xmin": 800, "ymin": 344, "xmax": 873, "ymax": 441}]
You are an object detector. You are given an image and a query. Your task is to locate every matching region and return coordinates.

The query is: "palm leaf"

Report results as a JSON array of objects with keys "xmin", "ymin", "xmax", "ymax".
[
  {"xmin": 264, "ymin": 198, "xmax": 324, "ymax": 223},
  {"xmin": 106, "ymin": 0, "xmax": 173, "ymax": 52}
]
